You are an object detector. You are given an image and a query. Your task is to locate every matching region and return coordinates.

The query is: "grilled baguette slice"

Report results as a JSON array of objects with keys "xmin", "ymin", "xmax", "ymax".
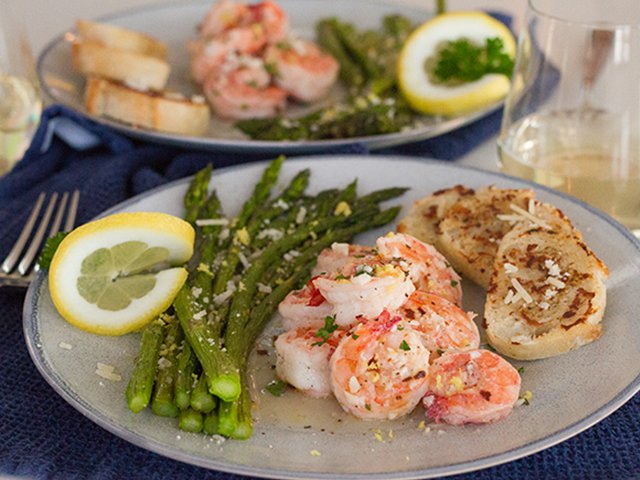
[
  {"xmin": 436, "ymin": 186, "xmax": 535, "ymax": 288},
  {"xmin": 397, "ymin": 185, "xmax": 475, "ymax": 246},
  {"xmin": 75, "ymin": 20, "xmax": 167, "ymax": 59},
  {"xmin": 485, "ymin": 223, "xmax": 608, "ymax": 360},
  {"xmin": 72, "ymin": 41, "xmax": 170, "ymax": 91},
  {"xmin": 85, "ymin": 77, "xmax": 210, "ymax": 136}
]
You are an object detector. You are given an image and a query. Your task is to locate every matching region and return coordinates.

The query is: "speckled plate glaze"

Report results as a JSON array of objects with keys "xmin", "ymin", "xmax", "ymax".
[
  {"xmin": 36, "ymin": 0, "xmax": 502, "ymax": 154},
  {"xmin": 24, "ymin": 157, "xmax": 640, "ymax": 479}
]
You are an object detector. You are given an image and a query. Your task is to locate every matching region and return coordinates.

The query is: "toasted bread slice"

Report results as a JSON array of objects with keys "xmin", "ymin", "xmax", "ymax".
[
  {"xmin": 397, "ymin": 185, "xmax": 475, "ymax": 246},
  {"xmin": 76, "ymin": 20, "xmax": 167, "ymax": 59},
  {"xmin": 484, "ymin": 223, "xmax": 608, "ymax": 360},
  {"xmin": 437, "ymin": 186, "xmax": 536, "ymax": 288},
  {"xmin": 85, "ymin": 77, "xmax": 210, "ymax": 136},
  {"xmin": 72, "ymin": 41, "xmax": 170, "ymax": 91}
]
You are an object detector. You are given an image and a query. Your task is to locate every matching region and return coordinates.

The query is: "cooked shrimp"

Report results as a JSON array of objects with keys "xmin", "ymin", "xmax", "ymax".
[
  {"xmin": 423, "ymin": 349, "xmax": 521, "ymax": 425},
  {"xmin": 203, "ymin": 57, "xmax": 287, "ymax": 119},
  {"xmin": 377, "ymin": 232, "xmax": 463, "ymax": 306},
  {"xmin": 199, "ymin": 0, "xmax": 251, "ymax": 38},
  {"xmin": 248, "ymin": 1, "xmax": 288, "ymax": 44},
  {"xmin": 264, "ymin": 38, "xmax": 339, "ymax": 102},
  {"xmin": 275, "ymin": 327, "xmax": 344, "ymax": 398},
  {"xmin": 278, "ymin": 277, "xmax": 333, "ymax": 330},
  {"xmin": 199, "ymin": 0, "xmax": 287, "ymax": 44},
  {"xmin": 190, "ymin": 28, "xmax": 269, "ymax": 83},
  {"xmin": 330, "ymin": 311, "xmax": 431, "ymax": 420},
  {"xmin": 311, "ymin": 242, "xmax": 377, "ymax": 277},
  {"xmin": 400, "ymin": 291, "xmax": 480, "ymax": 355},
  {"xmin": 313, "ymin": 261, "xmax": 415, "ymax": 327}
]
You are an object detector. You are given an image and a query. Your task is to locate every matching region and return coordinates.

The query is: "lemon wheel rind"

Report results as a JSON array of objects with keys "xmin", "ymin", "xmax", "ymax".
[{"xmin": 397, "ymin": 11, "xmax": 516, "ymax": 117}]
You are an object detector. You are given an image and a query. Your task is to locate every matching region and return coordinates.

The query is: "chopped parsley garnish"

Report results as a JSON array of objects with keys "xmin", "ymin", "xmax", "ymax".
[
  {"xmin": 313, "ymin": 315, "xmax": 338, "ymax": 346},
  {"xmin": 354, "ymin": 265, "xmax": 373, "ymax": 276},
  {"xmin": 37, "ymin": 232, "xmax": 69, "ymax": 269},
  {"xmin": 517, "ymin": 366, "xmax": 524, "ymax": 374},
  {"xmin": 450, "ymin": 280, "xmax": 458, "ymax": 287},
  {"xmin": 351, "ymin": 333, "xmax": 359, "ymax": 340},
  {"xmin": 429, "ymin": 37, "xmax": 514, "ymax": 85},
  {"xmin": 399, "ymin": 340, "xmax": 411, "ymax": 351},
  {"xmin": 265, "ymin": 380, "xmax": 287, "ymax": 397},
  {"xmin": 365, "ymin": 403, "xmax": 372, "ymax": 411},
  {"xmin": 436, "ymin": 349, "xmax": 445, "ymax": 356},
  {"xmin": 335, "ymin": 273, "xmax": 348, "ymax": 280}
]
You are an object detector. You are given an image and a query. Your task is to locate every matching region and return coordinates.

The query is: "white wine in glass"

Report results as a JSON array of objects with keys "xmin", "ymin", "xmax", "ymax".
[{"xmin": 498, "ymin": 0, "xmax": 640, "ymax": 235}]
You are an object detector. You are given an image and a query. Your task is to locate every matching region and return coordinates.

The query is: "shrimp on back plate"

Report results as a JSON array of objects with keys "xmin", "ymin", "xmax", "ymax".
[
  {"xmin": 376, "ymin": 232, "xmax": 463, "ymax": 306},
  {"xmin": 275, "ymin": 327, "xmax": 345, "ymax": 398},
  {"xmin": 199, "ymin": 0, "xmax": 251, "ymax": 38},
  {"xmin": 278, "ymin": 277, "xmax": 333, "ymax": 330},
  {"xmin": 400, "ymin": 291, "xmax": 480, "ymax": 356},
  {"xmin": 313, "ymin": 260, "xmax": 415, "ymax": 327},
  {"xmin": 190, "ymin": 28, "xmax": 267, "ymax": 84},
  {"xmin": 199, "ymin": 0, "xmax": 288, "ymax": 43},
  {"xmin": 423, "ymin": 349, "xmax": 521, "ymax": 425},
  {"xmin": 203, "ymin": 56, "xmax": 287, "ymax": 119},
  {"xmin": 264, "ymin": 38, "xmax": 339, "ymax": 102},
  {"xmin": 248, "ymin": 1, "xmax": 288, "ymax": 44},
  {"xmin": 311, "ymin": 242, "xmax": 377, "ymax": 277},
  {"xmin": 330, "ymin": 310, "xmax": 431, "ymax": 420}
]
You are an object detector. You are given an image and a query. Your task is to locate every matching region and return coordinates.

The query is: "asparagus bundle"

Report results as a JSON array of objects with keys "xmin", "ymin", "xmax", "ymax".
[
  {"xmin": 125, "ymin": 157, "xmax": 406, "ymax": 439},
  {"xmin": 235, "ymin": 15, "xmax": 416, "ymax": 141}
]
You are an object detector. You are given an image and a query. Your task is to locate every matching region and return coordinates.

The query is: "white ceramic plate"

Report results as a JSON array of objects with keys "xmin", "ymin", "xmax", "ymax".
[
  {"xmin": 24, "ymin": 157, "xmax": 640, "ymax": 479},
  {"xmin": 36, "ymin": 0, "xmax": 503, "ymax": 154}
]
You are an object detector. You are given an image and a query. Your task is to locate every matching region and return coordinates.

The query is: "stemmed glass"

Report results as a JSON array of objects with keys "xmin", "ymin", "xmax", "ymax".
[
  {"xmin": 497, "ymin": 0, "xmax": 640, "ymax": 235},
  {"xmin": 0, "ymin": 6, "xmax": 42, "ymax": 175}
]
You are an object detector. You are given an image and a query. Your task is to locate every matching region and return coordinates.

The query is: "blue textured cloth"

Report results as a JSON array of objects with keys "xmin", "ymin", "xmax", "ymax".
[{"xmin": 0, "ymin": 98, "xmax": 638, "ymax": 480}]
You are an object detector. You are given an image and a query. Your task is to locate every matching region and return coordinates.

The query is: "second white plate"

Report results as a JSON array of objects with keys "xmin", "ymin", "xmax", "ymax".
[{"xmin": 37, "ymin": 0, "xmax": 503, "ymax": 154}]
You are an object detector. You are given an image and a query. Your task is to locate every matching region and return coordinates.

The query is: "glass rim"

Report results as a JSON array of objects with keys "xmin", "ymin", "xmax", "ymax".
[{"xmin": 528, "ymin": 0, "xmax": 640, "ymax": 30}]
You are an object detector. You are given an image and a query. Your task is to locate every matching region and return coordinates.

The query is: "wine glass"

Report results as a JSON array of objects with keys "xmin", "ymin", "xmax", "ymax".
[
  {"xmin": 0, "ymin": 5, "xmax": 43, "ymax": 175},
  {"xmin": 497, "ymin": 0, "xmax": 640, "ymax": 235}
]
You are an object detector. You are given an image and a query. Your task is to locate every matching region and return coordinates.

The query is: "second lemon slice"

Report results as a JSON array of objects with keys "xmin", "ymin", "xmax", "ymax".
[
  {"xmin": 49, "ymin": 212, "xmax": 195, "ymax": 335},
  {"xmin": 398, "ymin": 12, "xmax": 515, "ymax": 117}
]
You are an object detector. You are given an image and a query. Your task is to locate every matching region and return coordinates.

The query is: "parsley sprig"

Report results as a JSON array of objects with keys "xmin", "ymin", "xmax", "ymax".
[
  {"xmin": 429, "ymin": 37, "xmax": 514, "ymax": 85},
  {"xmin": 313, "ymin": 315, "xmax": 338, "ymax": 346}
]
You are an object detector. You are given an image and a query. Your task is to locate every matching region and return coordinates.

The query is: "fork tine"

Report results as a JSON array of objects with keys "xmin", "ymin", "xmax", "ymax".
[
  {"xmin": 47, "ymin": 192, "xmax": 69, "ymax": 238},
  {"xmin": 18, "ymin": 193, "xmax": 59, "ymax": 276},
  {"xmin": 65, "ymin": 190, "xmax": 80, "ymax": 231},
  {"xmin": 1, "ymin": 192, "xmax": 46, "ymax": 274}
]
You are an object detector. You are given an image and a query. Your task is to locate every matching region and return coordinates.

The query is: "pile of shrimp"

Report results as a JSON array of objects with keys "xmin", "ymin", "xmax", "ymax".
[
  {"xmin": 275, "ymin": 232, "xmax": 522, "ymax": 425},
  {"xmin": 189, "ymin": 0, "xmax": 339, "ymax": 120}
]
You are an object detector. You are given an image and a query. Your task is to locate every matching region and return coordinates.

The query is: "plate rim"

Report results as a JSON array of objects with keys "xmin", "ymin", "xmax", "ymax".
[
  {"xmin": 35, "ymin": 0, "xmax": 504, "ymax": 153},
  {"xmin": 23, "ymin": 155, "xmax": 640, "ymax": 479}
]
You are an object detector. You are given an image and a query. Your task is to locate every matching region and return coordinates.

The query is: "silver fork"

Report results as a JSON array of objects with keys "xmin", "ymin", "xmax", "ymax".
[{"xmin": 1, "ymin": 190, "xmax": 80, "ymax": 287}]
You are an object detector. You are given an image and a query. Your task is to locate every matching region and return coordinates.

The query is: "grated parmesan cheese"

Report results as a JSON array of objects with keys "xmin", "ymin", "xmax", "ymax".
[
  {"xmin": 504, "ymin": 263, "xmax": 518, "ymax": 274},
  {"xmin": 546, "ymin": 277, "xmax": 566, "ymax": 289},
  {"xmin": 195, "ymin": 218, "xmax": 229, "ymax": 227},
  {"xmin": 510, "ymin": 278, "xmax": 533, "ymax": 304},
  {"xmin": 295, "ymin": 206, "xmax": 307, "ymax": 224}
]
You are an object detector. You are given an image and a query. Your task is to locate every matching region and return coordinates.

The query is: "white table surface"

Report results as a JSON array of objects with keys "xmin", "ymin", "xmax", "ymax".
[{"xmin": 1, "ymin": 1, "xmax": 523, "ymax": 479}]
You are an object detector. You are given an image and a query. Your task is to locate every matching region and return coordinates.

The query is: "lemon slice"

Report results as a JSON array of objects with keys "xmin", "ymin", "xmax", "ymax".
[
  {"xmin": 49, "ymin": 212, "xmax": 195, "ymax": 335},
  {"xmin": 398, "ymin": 12, "xmax": 515, "ymax": 116}
]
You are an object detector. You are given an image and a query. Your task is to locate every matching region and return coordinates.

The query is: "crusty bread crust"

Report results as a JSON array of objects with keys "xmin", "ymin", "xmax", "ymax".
[
  {"xmin": 85, "ymin": 77, "xmax": 210, "ymax": 136},
  {"xmin": 485, "ymin": 224, "xmax": 608, "ymax": 360},
  {"xmin": 76, "ymin": 20, "xmax": 167, "ymax": 59},
  {"xmin": 72, "ymin": 41, "xmax": 170, "ymax": 91},
  {"xmin": 397, "ymin": 185, "xmax": 474, "ymax": 246}
]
